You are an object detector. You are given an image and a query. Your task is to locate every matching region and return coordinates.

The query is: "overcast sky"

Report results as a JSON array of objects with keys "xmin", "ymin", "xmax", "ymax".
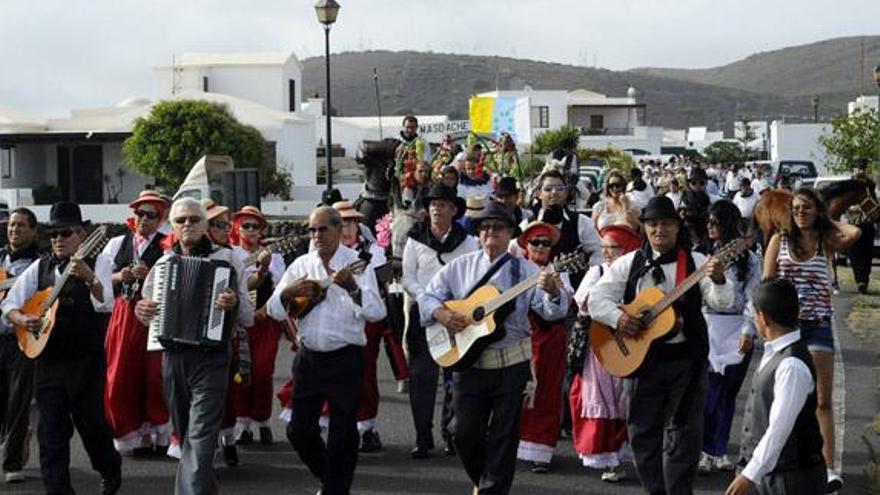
[{"xmin": 1, "ymin": 0, "xmax": 878, "ymax": 117}]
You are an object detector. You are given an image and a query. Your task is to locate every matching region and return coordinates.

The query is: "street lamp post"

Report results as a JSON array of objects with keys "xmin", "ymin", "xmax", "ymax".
[
  {"xmin": 315, "ymin": 0, "xmax": 341, "ymax": 204},
  {"xmin": 811, "ymin": 95, "xmax": 819, "ymax": 123}
]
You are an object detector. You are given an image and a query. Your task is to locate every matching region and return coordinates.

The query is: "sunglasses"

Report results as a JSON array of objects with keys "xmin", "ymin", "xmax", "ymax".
[
  {"xmin": 607, "ymin": 182, "xmax": 625, "ymax": 190},
  {"xmin": 690, "ymin": 180, "xmax": 707, "ymax": 186},
  {"xmin": 173, "ymin": 215, "xmax": 203, "ymax": 225},
  {"xmin": 134, "ymin": 209, "xmax": 160, "ymax": 220},
  {"xmin": 209, "ymin": 220, "xmax": 230, "ymax": 230},
  {"xmin": 542, "ymin": 184, "xmax": 566, "ymax": 193},
  {"xmin": 527, "ymin": 239, "xmax": 553, "ymax": 248},
  {"xmin": 240, "ymin": 222, "xmax": 262, "ymax": 231},
  {"xmin": 49, "ymin": 229, "xmax": 74, "ymax": 239}
]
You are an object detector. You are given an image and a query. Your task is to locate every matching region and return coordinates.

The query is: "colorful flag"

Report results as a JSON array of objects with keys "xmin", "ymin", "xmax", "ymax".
[{"xmin": 468, "ymin": 96, "xmax": 532, "ymax": 144}]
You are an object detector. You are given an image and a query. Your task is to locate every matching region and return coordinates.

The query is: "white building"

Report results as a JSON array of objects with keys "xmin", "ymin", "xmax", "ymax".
[
  {"xmin": 0, "ymin": 50, "xmax": 318, "ymax": 214},
  {"xmin": 476, "ymin": 87, "xmax": 662, "ymax": 154},
  {"xmin": 847, "ymin": 95, "xmax": 879, "ymax": 115}
]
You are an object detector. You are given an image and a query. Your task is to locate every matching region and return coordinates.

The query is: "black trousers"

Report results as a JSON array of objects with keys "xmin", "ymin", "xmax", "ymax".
[
  {"xmin": 452, "ymin": 361, "xmax": 530, "ymax": 495},
  {"xmin": 35, "ymin": 354, "xmax": 120, "ymax": 495},
  {"xmin": 288, "ymin": 345, "xmax": 364, "ymax": 495},
  {"xmin": 625, "ymin": 355, "xmax": 707, "ymax": 495},
  {"xmin": 406, "ymin": 302, "xmax": 454, "ymax": 450},
  {"xmin": 847, "ymin": 221, "xmax": 875, "ymax": 287},
  {"xmin": 0, "ymin": 334, "xmax": 34, "ymax": 473},
  {"xmin": 755, "ymin": 464, "xmax": 826, "ymax": 495}
]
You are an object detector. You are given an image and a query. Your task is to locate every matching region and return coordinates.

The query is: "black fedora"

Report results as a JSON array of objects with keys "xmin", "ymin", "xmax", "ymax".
[
  {"xmin": 639, "ymin": 196, "xmax": 680, "ymax": 222},
  {"xmin": 47, "ymin": 201, "xmax": 89, "ymax": 229},
  {"xmin": 494, "ymin": 177, "xmax": 518, "ymax": 197},
  {"xmin": 688, "ymin": 167, "xmax": 709, "ymax": 183},
  {"xmin": 474, "ymin": 201, "xmax": 518, "ymax": 230},
  {"xmin": 421, "ymin": 184, "xmax": 466, "ymax": 220}
]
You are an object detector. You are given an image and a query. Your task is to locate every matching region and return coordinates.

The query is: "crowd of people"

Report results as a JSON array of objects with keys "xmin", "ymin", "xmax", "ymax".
[{"xmin": 0, "ymin": 117, "xmax": 876, "ymax": 495}]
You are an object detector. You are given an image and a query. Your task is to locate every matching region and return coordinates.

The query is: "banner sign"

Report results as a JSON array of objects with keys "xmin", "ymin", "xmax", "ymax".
[{"xmin": 419, "ymin": 120, "xmax": 471, "ymax": 141}]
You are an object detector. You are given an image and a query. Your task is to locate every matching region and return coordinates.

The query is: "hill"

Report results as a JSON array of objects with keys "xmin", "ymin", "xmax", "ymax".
[{"xmin": 301, "ymin": 51, "xmax": 812, "ymax": 133}]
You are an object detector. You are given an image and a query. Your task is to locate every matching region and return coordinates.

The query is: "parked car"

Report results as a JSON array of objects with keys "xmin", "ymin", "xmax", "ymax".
[{"xmin": 772, "ymin": 160, "xmax": 818, "ymax": 187}]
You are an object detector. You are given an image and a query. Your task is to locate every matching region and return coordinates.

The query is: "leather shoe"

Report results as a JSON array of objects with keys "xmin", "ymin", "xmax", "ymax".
[
  {"xmin": 101, "ymin": 473, "xmax": 122, "ymax": 495},
  {"xmin": 443, "ymin": 442, "xmax": 457, "ymax": 456},
  {"xmin": 409, "ymin": 446, "xmax": 431, "ymax": 459},
  {"xmin": 359, "ymin": 430, "xmax": 382, "ymax": 453},
  {"xmin": 259, "ymin": 426, "xmax": 274, "ymax": 445}
]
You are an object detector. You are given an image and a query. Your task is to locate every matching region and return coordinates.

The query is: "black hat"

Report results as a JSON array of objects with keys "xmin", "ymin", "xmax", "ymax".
[
  {"xmin": 47, "ymin": 201, "xmax": 89, "ymax": 229},
  {"xmin": 639, "ymin": 196, "xmax": 680, "ymax": 222},
  {"xmin": 689, "ymin": 167, "xmax": 709, "ymax": 182},
  {"xmin": 495, "ymin": 177, "xmax": 518, "ymax": 197},
  {"xmin": 853, "ymin": 157, "xmax": 869, "ymax": 169},
  {"xmin": 474, "ymin": 201, "xmax": 517, "ymax": 229},
  {"xmin": 421, "ymin": 184, "xmax": 466, "ymax": 220}
]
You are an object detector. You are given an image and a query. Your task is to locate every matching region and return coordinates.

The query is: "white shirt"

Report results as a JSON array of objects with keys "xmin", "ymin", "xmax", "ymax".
[
  {"xmin": 232, "ymin": 245, "xmax": 286, "ymax": 287},
  {"xmin": 665, "ymin": 191, "xmax": 683, "ymax": 210},
  {"xmin": 527, "ymin": 208, "xmax": 603, "ymax": 266},
  {"xmin": 401, "ymin": 230, "xmax": 480, "ymax": 300},
  {"xmin": 267, "ymin": 245, "xmax": 386, "ymax": 351},
  {"xmin": 741, "ymin": 330, "xmax": 815, "ymax": 483},
  {"xmin": 587, "ymin": 249, "xmax": 734, "ymax": 344},
  {"xmin": 752, "ymin": 178, "xmax": 771, "ymax": 195},
  {"xmin": 419, "ymin": 250, "xmax": 569, "ymax": 349},
  {"xmin": 733, "ymin": 191, "xmax": 760, "ymax": 219},
  {"xmin": 0, "ymin": 248, "xmax": 43, "ymax": 334},
  {"xmin": 2, "ymin": 253, "xmax": 115, "ymax": 325},
  {"xmin": 573, "ymin": 263, "xmax": 608, "ymax": 314}
]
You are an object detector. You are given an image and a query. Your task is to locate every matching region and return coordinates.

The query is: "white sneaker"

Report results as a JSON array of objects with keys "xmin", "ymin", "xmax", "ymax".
[
  {"xmin": 166, "ymin": 442, "xmax": 182, "ymax": 460},
  {"xmin": 5, "ymin": 471, "xmax": 25, "ymax": 483},
  {"xmin": 697, "ymin": 453, "xmax": 715, "ymax": 473},
  {"xmin": 715, "ymin": 455, "xmax": 735, "ymax": 472},
  {"xmin": 600, "ymin": 467, "xmax": 625, "ymax": 482},
  {"xmin": 826, "ymin": 469, "xmax": 843, "ymax": 493}
]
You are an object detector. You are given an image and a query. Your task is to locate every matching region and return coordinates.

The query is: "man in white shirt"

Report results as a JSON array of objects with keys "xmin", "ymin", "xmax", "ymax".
[
  {"xmin": 266, "ymin": 206, "xmax": 385, "ymax": 495},
  {"xmin": 401, "ymin": 184, "xmax": 479, "ymax": 458},
  {"xmin": 421, "ymin": 202, "xmax": 568, "ymax": 494},
  {"xmin": 588, "ymin": 196, "xmax": 732, "ymax": 495},
  {"xmin": 727, "ymin": 278, "xmax": 826, "ymax": 495},
  {"xmin": 665, "ymin": 178, "xmax": 684, "ymax": 209},
  {"xmin": 752, "ymin": 167, "xmax": 771, "ymax": 195},
  {"xmin": 732, "ymin": 177, "xmax": 759, "ymax": 225}
]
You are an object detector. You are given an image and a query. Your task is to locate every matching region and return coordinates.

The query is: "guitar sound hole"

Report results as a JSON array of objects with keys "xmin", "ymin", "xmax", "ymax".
[{"xmin": 472, "ymin": 307, "xmax": 485, "ymax": 322}]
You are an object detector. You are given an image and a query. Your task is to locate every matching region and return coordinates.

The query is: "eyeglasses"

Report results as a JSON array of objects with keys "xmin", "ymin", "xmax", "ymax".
[
  {"xmin": 607, "ymin": 182, "xmax": 625, "ymax": 190},
  {"xmin": 527, "ymin": 239, "xmax": 553, "ymax": 248},
  {"xmin": 478, "ymin": 222, "xmax": 509, "ymax": 232},
  {"xmin": 48, "ymin": 229, "xmax": 74, "ymax": 239},
  {"xmin": 542, "ymin": 184, "xmax": 566, "ymax": 192},
  {"xmin": 134, "ymin": 209, "xmax": 159, "ymax": 220},
  {"xmin": 240, "ymin": 222, "xmax": 262, "ymax": 231},
  {"xmin": 307, "ymin": 225, "xmax": 332, "ymax": 234},
  {"xmin": 209, "ymin": 220, "xmax": 230, "ymax": 230},
  {"xmin": 173, "ymin": 215, "xmax": 203, "ymax": 225}
]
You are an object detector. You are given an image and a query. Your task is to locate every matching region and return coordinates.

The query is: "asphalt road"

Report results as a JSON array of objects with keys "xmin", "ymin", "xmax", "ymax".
[{"xmin": 3, "ymin": 288, "xmax": 876, "ymax": 495}]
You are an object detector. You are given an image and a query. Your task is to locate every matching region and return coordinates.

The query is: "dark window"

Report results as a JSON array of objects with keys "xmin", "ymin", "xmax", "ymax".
[
  {"xmin": 202, "ymin": 76, "xmax": 209, "ymax": 92},
  {"xmin": 531, "ymin": 106, "xmax": 550, "ymax": 128},
  {"xmin": 1, "ymin": 146, "xmax": 12, "ymax": 179},
  {"xmin": 289, "ymin": 79, "xmax": 296, "ymax": 112},
  {"xmin": 590, "ymin": 115, "xmax": 604, "ymax": 129}
]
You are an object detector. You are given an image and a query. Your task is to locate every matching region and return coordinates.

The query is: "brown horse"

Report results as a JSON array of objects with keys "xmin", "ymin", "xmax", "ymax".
[{"xmin": 753, "ymin": 179, "xmax": 879, "ymax": 243}]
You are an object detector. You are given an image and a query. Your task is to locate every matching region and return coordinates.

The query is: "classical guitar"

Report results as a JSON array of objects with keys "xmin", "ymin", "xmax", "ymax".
[
  {"xmin": 284, "ymin": 258, "xmax": 370, "ymax": 319},
  {"xmin": 426, "ymin": 252, "xmax": 587, "ymax": 371},
  {"xmin": 0, "ymin": 269, "xmax": 21, "ymax": 298},
  {"xmin": 15, "ymin": 226, "xmax": 109, "ymax": 359},
  {"xmin": 242, "ymin": 233, "xmax": 309, "ymax": 269},
  {"xmin": 590, "ymin": 237, "xmax": 751, "ymax": 378}
]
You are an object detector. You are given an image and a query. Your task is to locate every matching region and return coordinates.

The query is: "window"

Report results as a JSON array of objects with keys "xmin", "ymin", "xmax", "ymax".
[
  {"xmin": 202, "ymin": 76, "xmax": 209, "ymax": 92},
  {"xmin": 289, "ymin": 79, "xmax": 297, "ymax": 112},
  {"xmin": 590, "ymin": 115, "xmax": 604, "ymax": 130},
  {"xmin": 530, "ymin": 106, "xmax": 550, "ymax": 128},
  {"xmin": 0, "ymin": 146, "xmax": 13, "ymax": 179}
]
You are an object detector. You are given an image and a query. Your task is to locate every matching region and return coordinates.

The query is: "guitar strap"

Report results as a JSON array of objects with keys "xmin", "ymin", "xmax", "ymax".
[{"xmin": 465, "ymin": 253, "xmax": 512, "ymax": 298}]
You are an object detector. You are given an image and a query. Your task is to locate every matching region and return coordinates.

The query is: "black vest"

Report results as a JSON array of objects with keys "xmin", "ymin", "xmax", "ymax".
[
  {"xmin": 623, "ymin": 249, "xmax": 709, "ymax": 361},
  {"xmin": 531, "ymin": 206, "xmax": 586, "ymax": 288},
  {"xmin": 37, "ymin": 256, "xmax": 105, "ymax": 360},
  {"xmin": 112, "ymin": 232, "xmax": 166, "ymax": 298},
  {"xmin": 739, "ymin": 338, "xmax": 824, "ymax": 472}
]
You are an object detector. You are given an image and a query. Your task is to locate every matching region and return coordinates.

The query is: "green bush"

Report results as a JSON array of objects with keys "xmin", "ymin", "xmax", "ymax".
[{"xmin": 532, "ymin": 125, "xmax": 580, "ymax": 154}]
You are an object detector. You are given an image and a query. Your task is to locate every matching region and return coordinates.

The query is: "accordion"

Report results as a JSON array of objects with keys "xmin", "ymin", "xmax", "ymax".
[{"xmin": 147, "ymin": 256, "xmax": 233, "ymax": 351}]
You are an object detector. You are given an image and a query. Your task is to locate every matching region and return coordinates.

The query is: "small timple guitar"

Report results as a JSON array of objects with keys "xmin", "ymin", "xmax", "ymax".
[
  {"xmin": 15, "ymin": 226, "xmax": 109, "ymax": 359},
  {"xmin": 284, "ymin": 258, "xmax": 370, "ymax": 319},
  {"xmin": 427, "ymin": 252, "xmax": 587, "ymax": 371},
  {"xmin": 590, "ymin": 237, "xmax": 751, "ymax": 378}
]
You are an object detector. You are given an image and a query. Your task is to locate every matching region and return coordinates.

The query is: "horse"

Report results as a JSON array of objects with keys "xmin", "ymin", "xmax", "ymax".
[{"xmin": 354, "ymin": 138, "xmax": 400, "ymax": 234}]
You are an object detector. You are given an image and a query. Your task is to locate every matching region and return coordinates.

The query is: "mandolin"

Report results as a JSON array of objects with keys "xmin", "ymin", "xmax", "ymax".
[
  {"xmin": 15, "ymin": 226, "xmax": 109, "ymax": 359},
  {"xmin": 284, "ymin": 258, "xmax": 370, "ymax": 319},
  {"xmin": 589, "ymin": 237, "xmax": 751, "ymax": 378},
  {"xmin": 426, "ymin": 252, "xmax": 587, "ymax": 371}
]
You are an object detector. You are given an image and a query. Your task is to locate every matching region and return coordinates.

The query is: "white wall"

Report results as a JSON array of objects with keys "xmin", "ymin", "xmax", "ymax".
[
  {"xmin": 102, "ymin": 143, "xmax": 154, "ymax": 202},
  {"xmin": 770, "ymin": 121, "xmax": 832, "ymax": 175},
  {"xmin": 206, "ymin": 66, "xmax": 283, "ymax": 111},
  {"xmin": 579, "ymin": 126, "xmax": 663, "ymax": 155},
  {"xmin": 265, "ymin": 121, "xmax": 318, "ymax": 187}
]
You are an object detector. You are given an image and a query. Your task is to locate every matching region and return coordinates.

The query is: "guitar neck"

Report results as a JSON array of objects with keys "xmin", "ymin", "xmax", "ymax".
[
  {"xmin": 43, "ymin": 265, "xmax": 74, "ymax": 312},
  {"xmin": 482, "ymin": 270, "xmax": 544, "ymax": 315}
]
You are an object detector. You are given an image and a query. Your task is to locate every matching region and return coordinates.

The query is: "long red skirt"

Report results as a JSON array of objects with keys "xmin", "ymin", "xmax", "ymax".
[
  {"xmin": 518, "ymin": 320, "xmax": 567, "ymax": 462},
  {"xmin": 104, "ymin": 296, "xmax": 168, "ymax": 443},
  {"xmin": 569, "ymin": 372, "xmax": 629, "ymax": 467},
  {"xmin": 231, "ymin": 316, "xmax": 282, "ymax": 423}
]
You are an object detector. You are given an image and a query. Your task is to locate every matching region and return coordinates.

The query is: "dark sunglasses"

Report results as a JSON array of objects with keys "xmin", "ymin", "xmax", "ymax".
[
  {"xmin": 690, "ymin": 180, "xmax": 707, "ymax": 187},
  {"xmin": 240, "ymin": 222, "xmax": 262, "ymax": 231},
  {"xmin": 542, "ymin": 184, "xmax": 566, "ymax": 193},
  {"xmin": 607, "ymin": 182, "xmax": 625, "ymax": 190},
  {"xmin": 173, "ymin": 215, "xmax": 202, "ymax": 225},
  {"xmin": 134, "ymin": 209, "xmax": 159, "ymax": 220},
  {"xmin": 527, "ymin": 239, "xmax": 553, "ymax": 248},
  {"xmin": 49, "ymin": 229, "xmax": 74, "ymax": 239},
  {"xmin": 209, "ymin": 220, "xmax": 230, "ymax": 230}
]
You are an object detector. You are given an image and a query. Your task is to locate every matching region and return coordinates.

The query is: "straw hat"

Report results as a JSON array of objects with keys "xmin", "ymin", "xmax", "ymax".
[{"xmin": 332, "ymin": 200, "xmax": 365, "ymax": 221}]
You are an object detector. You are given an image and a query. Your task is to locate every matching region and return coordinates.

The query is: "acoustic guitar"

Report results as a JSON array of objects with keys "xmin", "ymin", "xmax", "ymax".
[
  {"xmin": 0, "ymin": 269, "xmax": 21, "ymax": 298},
  {"xmin": 15, "ymin": 226, "xmax": 109, "ymax": 359},
  {"xmin": 589, "ymin": 238, "xmax": 751, "ymax": 378},
  {"xmin": 242, "ymin": 233, "xmax": 309, "ymax": 269},
  {"xmin": 284, "ymin": 258, "xmax": 370, "ymax": 319},
  {"xmin": 427, "ymin": 252, "xmax": 587, "ymax": 371}
]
